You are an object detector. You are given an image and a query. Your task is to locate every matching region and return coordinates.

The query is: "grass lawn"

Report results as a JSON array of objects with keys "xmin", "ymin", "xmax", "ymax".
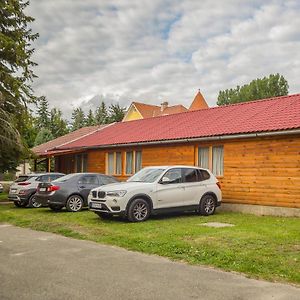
[
  {"xmin": 0, "ymin": 204, "xmax": 299, "ymax": 285},
  {"xmin": 0, "ymin": 192, "xmax": 8, "ymax": 202}
]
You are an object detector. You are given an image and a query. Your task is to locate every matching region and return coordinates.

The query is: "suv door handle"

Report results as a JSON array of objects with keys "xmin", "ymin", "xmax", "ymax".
[{"xmin": 79, "ymin": 186, "xmax": 86, "ymax": 189}]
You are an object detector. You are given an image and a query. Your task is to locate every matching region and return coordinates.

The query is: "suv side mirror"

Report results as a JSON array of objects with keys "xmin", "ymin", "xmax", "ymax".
[{"xmin": 160, "ymin": 177, "xmax": 171, "ymax": 184}]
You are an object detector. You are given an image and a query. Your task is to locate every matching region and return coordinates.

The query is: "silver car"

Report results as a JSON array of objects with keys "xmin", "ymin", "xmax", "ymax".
[{"xmin": 8, "ymin": 173, "xmax": 64, "ymax": 208}]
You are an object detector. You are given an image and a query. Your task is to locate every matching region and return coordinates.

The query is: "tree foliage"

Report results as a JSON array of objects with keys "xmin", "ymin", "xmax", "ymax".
[
  {"xmin": 85, "ymin": 109, "xmax": 95, "ymax": 126},
  {"xmin": 36, "ymin": 96, "xmax": 50, "ymax": 129},
  {"xmin": 71, "ymin": 107, "xmax": 85, "ymax": 131},
  {"xmin": 108, "ymin": 103, "xmax": 125, "ymax": 123},
  {"xmin": 34, "ymin": 128, "xmax": 53, "ymax": 146},
  {"xmin": 49, "ymin": 108, "xmax": 69, "ymax": 138},
  {"xmin": 0, "ymin": 0, "xmax": 38, "ymax": 171},
  {"xmin": 217, "ymin": 74, "xmax": 289, "ymax": 106},
  {"xmin": 95, "ymin": 101, "xmax": 108, "ymax": 125}
]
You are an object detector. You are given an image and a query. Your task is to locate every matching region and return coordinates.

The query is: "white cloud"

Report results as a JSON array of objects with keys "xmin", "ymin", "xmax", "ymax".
[{"xmin": 26, "ymin": 0, "xmax": 300, "ymax": 117}]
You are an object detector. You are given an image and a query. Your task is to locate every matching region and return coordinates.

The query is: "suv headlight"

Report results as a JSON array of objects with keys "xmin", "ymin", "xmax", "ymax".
[{"xmin": 106, "ymin": 190, "xmax": 127, "ymax": 197}]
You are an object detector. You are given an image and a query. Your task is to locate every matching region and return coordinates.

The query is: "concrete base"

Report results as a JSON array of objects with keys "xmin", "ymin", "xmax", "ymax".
[{"xmin": 220, "ymin": 202, "xmax": 300, "ymax": 217}]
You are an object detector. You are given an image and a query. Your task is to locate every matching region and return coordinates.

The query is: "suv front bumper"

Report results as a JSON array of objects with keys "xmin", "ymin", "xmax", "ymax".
[{"xmin": 89, "ymin": 200, "xmax": 125, "ymax": 216}]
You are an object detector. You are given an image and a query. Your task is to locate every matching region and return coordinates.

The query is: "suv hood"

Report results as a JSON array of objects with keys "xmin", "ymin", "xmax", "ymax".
[{"xmin": 96, "ymin": 181, "xmax": 151, "ymax": 191}]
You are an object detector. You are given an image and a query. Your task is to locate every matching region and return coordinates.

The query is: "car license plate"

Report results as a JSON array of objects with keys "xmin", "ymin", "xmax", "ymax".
[
  {"xmin": 91, "ymin": 202, "xmax": 102, "ymax": 209},
  {"xmin": 39, "ymin": 187, "xmax": 46, "ymax": 192},
  {"xmin": 10, "ymin": 189, "xmax": 17, "ymax": 194}
]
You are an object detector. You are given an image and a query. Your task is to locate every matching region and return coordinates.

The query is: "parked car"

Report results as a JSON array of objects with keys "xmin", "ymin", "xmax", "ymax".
[
  {"xmin": 8, "ymin": 173, "xmax": 65, "ymax": 208},
  {"xmin": 88, "ymin": 166, "xmax": 222, "ymax": 222},
  {"xmin": 35, "ymin": 173, "xmax": 119, "ymax": 212},
  {"xmin": 0, "ymin": 183, "xmax": 3, "ymax": 193}
]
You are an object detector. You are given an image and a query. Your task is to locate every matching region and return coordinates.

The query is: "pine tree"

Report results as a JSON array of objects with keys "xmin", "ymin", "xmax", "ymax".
[
  {"xmin": 34, "ymin": 128, "xmax": 54, "ymax": 146},
  {"xmin": 85, "ymin": 109, "xmax": 95, "ymax": 126},
  {"xmin": 0, "ymin": 0, "xmax": 38, "ymax": 172},
  {"xmin": 95, "ymin": 101, "xmax": 108, "ymax": 124},
  {"xmin": 36, "ymin": 96, "xmax": 50, "ymax": 129},
  {"xmin": 108, "ymin": 103, "xmax": 125, "ymax": 123},
  {"xmin": 71, "ymin": 108, "xmax": 85, "ymax": 131},
  {"xmin": 50, "ymin": 108, "xmax": 69, "ymax": 138}
]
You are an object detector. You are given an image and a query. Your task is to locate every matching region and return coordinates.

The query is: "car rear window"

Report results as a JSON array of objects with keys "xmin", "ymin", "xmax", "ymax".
[
  {"xmin": 53, "ymin": 174, "xmax": 76, "ymax": 183},
  {"xmin": 15, "ymin": 176, "xmax": 29, "ymax": 182},
  {"xmin": 100, "ymin": 176, "xmax": 118, "ymax": 185}
]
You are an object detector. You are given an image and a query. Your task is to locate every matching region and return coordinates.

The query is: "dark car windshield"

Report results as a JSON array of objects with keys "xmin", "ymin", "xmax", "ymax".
[
  {"xmin": 53, "ymin": 174, "xmax": 76, "ymax": 183},
  {"xmin": 127, "ymin": 168, "xmax": 166, "ymax": 183}
]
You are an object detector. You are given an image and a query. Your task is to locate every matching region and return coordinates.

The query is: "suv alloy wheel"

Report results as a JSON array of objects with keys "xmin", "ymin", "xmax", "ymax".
[{"xmin": 127, "ymin": 198, "xmax": 150, "ymax": 222}]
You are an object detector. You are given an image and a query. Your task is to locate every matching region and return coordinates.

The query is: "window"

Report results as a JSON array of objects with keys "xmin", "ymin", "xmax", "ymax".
[
  {"xmin": 75, "ymin": 154, "xmax": 88, "ymax": 172},
  {"xmin": 100, "ymin": 176, "xmax": 118, "ymax": 185},
  {"xmin": 198, "ymin": 147, "xmax": 209, "ymax": 169},
  {"xmin": 79, "ymin": 175, "xmax": 99, "ymax": 185},
  {"xmin": 135, "ymin": 151, "xmax": 142, "ymax": 172},
  {"xmin": 161, "ymin": 168, "xmax": 182, "ymax": 184},
  {"xmin": 183, "ymin": 168, "xmax": 199, "ymax": 183},
  {"xmin": 107, "ymin": 153, "xmax": 114, "ymax": 175},
  {"xmin": 126, "ymin": 151, "xmax": 133, "ymax": 174},
  {"xmin": 197, "ymin": 145, "xmax": 224, "ymax": 177},
  {"xmin": 106, "ymin": 150, "xmax": 143, "ymax": 175},
  {"xmin": 199, "ymin": 169, "xmax": 210, "ymax": 181},
  {"xmin": 212, "ymin": 146, "xmax": 224, "ymax": 176},
  {"xmin": 115, "ymin": 152, "xmax": 122, "ymax": 175}
]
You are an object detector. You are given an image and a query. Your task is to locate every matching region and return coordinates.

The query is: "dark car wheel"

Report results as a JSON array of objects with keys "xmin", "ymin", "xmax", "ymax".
[
  {"xmin": 28, "ymin": 194, "xmax": 42, "ymax": 208},
  {"xmin": 66, "ymin": 195, "xmax": 83, "ymax": 212},
  {"xmin": 127, "ymin": 198, "xmax": 150, "ymax": 222},
  {"xmin": 94, "ymin": 212, "xmax": 113, "ymax": 219},
  {"xmin": 14, "ymin": 200, "xmax": 27, "ymax": 208},
  {"xmin": 49, "ymin": 204, "xmax": 63, "ymax": 212},
  {"xmin": 199, "ymin": 195, "xmax": 216, "ymax": 216}
]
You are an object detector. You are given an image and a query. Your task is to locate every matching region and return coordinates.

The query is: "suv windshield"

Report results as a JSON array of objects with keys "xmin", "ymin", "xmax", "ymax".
[{"xmin": 127, "ymin": 168, "xmax": 165, "ymax": 183}]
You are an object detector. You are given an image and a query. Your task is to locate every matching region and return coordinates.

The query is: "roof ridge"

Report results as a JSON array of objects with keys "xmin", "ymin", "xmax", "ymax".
[{"xmin": 123, "ymin": 93, "xmax": 300, "ymax": 124}]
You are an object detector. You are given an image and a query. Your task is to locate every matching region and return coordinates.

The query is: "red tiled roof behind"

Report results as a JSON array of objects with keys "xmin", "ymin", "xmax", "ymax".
[
  {"xmin": 58, "ymin": 94, "xmax": 300, "ymax": 150},
  {"xmin": 32, "ymin": 125, "xmax": 108, "ymax": 155}
]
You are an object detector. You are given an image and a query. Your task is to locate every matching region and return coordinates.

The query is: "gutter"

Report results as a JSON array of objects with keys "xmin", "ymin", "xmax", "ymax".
[{"xmin": 58, "ymin": 128, "xmax": 300, "ymax": 151}]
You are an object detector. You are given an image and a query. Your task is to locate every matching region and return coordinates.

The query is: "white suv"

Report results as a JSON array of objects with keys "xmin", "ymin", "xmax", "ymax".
[{"xmin": 88, "ymin": 166, "xmax": 222, "ymax": 222}]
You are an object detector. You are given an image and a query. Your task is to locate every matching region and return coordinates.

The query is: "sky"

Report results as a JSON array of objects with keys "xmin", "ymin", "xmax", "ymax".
[{"xmin": 26, "ymin": 0, "xmax": 300, "ymax": 117}]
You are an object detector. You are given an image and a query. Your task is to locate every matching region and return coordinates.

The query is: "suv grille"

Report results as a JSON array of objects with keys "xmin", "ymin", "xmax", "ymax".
[
  {"xmin": 98, "ymin": 191, "xmax": 106, "ymax": 198},
  {"xmin": 92, "ymin": 191, "xmax": 97, "ymax": 198}
]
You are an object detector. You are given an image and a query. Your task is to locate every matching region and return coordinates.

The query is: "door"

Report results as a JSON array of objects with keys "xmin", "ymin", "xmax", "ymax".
[
  {"xmin": 77, "ymin": 175, "xmax": 100, "ymax": 202},
  {"xmin": 154, "ymin": 168, "xmax": 185, "ymax": 209},
  {"xmin": 182, "ymin": 168, "xmax": 208, "ymax": 206}
]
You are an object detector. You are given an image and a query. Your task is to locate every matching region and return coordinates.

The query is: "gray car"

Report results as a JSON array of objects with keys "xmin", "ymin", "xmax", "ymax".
[
  {"xmin": 8, "ymin": 173, "xmax": 65, "ymax": 208},
  {"xmin": 35, "ymin": 173, "xmax": 119, "ymax": 212}
]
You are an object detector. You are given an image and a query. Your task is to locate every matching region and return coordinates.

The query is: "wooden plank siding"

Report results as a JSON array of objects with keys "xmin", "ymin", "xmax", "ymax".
[{"xmin": 54, "ymin": 135, "xmax": 300, "ymax": 208}]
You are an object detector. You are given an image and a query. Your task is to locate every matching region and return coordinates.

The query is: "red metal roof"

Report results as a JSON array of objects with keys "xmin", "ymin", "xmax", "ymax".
[
  {"xmin": 32, "ymin": 125, "xmax": 109, "ymax": 155},
  {"xmin": 56, "ymin": 94, "xmax": 300, "ymax": 150}
]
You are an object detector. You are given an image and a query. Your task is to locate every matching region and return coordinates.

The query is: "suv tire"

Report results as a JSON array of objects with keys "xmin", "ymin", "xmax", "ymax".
[
  {"xmin": 199, "ymin": 194, "xmax": 216, "ymax": 216},
  {"xmin": 66, "ymin": 195, "xmax": 83, "ymax": 212},
  {"xmin": 28, "ymin": 194, "xmax": 42, "ymax": 208},
  {"xmin": 127, "ymin": 198, "xmax": 150, "ymax": 222}
]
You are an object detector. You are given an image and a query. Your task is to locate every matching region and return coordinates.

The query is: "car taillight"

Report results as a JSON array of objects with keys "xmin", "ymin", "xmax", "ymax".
[
  {"xmin": 18, "ymin": 182, "xmax": 30, "ymax": 186},
  {"xmin": 49, "ymin": 185, "xmax": 60, "ymax": 192},
  {"xmin": 216, "ymin": 182, "xmax": 221, "ymax": 190}
]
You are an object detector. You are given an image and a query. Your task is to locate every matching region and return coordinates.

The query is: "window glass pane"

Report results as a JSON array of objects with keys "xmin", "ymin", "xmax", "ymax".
[
  {"xmin": 135, "ymin": 151, "xmax": 142, "ymax": 172},
  {"xmin": 115, "ymin": 152, "xmax": 122, "ymax": 174},
  {"xmin": 183, "ymin": 168, "xmax": 198, "ymax": 182},
  {"xmin": 162, "ymin": 168, "xmax": 182, "ymax": 184},
  {"xmin": 108, "ymin": 153, "xmax": 114, "ymax": 175},
  {"xmin": 200, "ymin": 170, "xmax": 210, "ymax": 181},
  {"xmin": 212, "ymin": 146, "xmax": 224, "ymax": 176},
  {"xmin": 126, "ymin": 151, "xmax": 133, "ymax": 174},
  {"xmin": 79, "ymin": 175, "xmax": 98, "ymax": 185},
  {"xmin": 198, "ymin": 147, "xmax": 209, "ymax": 169},
  {"xmin": 100, "ymin": 176, "xmax": 118, "ymax": 185},
  {"xmin": 82, "ymin": 154, "xmax": 88, "ymax": 172}
]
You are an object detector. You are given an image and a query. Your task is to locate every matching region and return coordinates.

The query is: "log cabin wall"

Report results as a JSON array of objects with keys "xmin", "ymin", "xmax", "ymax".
[{"xmin": 55, "ymin": 134, "xmax": 300, "ymax": 208}]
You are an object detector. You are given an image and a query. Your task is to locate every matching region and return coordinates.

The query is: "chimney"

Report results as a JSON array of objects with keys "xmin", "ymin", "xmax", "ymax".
[{"xmin": 161, "ymin": 101, "xmax": 168, "ymax": 112}]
